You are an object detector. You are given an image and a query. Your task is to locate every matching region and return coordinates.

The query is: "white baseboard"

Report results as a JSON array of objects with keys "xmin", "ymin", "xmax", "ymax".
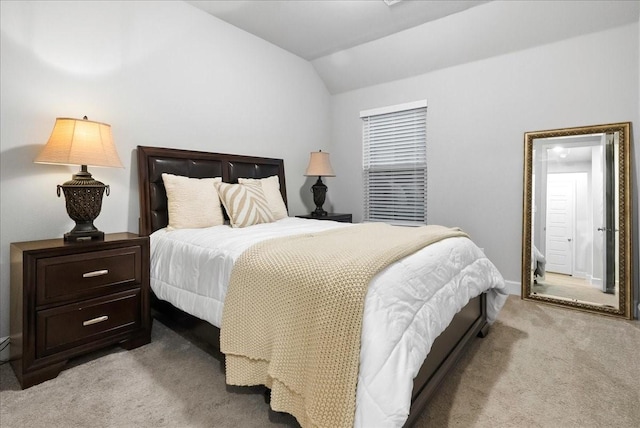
[
  {"xmin": 587, "ymin": 275, "xmax": 603, "ymax": 289},
  {"xmin": 504, "ymin": 280, "xmax": 521, "ymax": 296},
  {"xmin": 0, "ymin": 336, "xmax": 9, "ymax": 362}
]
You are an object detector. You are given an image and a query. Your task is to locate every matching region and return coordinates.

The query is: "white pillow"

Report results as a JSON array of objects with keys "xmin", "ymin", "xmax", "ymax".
[
  {"xmin": 161, "ymin": 173, "xmax": 223, "ymax": 229},
  {"xmin": 238, "ymin": 175, "xmax": 288, "ymax": 220},
  {"xmin": 215, "ymin": 181, "xmax": 275, "ymax": 228}
]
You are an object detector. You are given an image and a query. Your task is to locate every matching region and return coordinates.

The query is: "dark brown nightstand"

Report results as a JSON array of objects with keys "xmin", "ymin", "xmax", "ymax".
[
  {"xmin": 10, "ymin": 232, "xmax": 151, "ymax": 389},
  {"xmin": 296, "ymin": 213, "xmax": 352, "ymax": 223}
]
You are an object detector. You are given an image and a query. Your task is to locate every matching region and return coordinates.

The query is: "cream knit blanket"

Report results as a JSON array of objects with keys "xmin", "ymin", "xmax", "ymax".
[{"xmin": 220, "ymin": 223, "xmax": 468, "ymax": 428}]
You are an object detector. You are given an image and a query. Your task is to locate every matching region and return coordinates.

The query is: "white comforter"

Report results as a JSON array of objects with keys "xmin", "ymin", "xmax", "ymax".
[{"xmin": 150, "ymin": 217, "xmax": 508, "ymax": 427}]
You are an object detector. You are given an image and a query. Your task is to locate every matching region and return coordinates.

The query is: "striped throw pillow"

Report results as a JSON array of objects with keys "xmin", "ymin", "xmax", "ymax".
[
  {"xmin": 238, "ymin": 175, "xmax": 288, "ymax": 220},
  {"xmin": 215, "ymin": 182, "xmax": 275, "ymax": 228}
]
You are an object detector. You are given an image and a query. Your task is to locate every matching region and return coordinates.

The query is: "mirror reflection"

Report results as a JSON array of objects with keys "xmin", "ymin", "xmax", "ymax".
[{"xmin": 522, "ymin": 123, "xmax": 632, "ymax": 319}]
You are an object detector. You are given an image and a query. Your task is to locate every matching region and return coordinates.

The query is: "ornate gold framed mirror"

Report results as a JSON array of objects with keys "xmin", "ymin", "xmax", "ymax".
[{"xmin": 522, "ymin": 122, "xmax": 633, "ymax": 319}]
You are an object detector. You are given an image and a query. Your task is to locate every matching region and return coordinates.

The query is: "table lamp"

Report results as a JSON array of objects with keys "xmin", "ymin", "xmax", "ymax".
[
  {"xmin": 304, "ymin": 150, "xmax": 335, "ymax": 216},
  {"xmin": 34, "ymin": 116, "xmax": 123, "ymax": 242}
]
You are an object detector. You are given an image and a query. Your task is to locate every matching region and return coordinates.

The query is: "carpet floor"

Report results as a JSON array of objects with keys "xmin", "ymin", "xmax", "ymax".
[{"xmin": 1, "ymin": 296, "xmax": 639, "ymax": 427}]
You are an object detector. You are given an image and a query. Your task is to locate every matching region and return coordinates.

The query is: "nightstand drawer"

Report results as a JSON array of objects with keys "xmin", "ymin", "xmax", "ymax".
[
  {"xmin": 36, "ymin": 289, "xmax": 141, "ymax": 357},
  {"xmin": 36, "ymin": 246, "xmax": 142, "ymax": 305}
]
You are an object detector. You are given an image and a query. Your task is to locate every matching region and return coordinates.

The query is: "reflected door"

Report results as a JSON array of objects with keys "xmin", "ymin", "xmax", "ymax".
[{"xmin": 545, "ymin": 175, "xmax": 574, "ymax": 275}]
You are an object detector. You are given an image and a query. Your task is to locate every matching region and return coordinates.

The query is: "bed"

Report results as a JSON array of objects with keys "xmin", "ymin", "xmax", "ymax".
[
  {"xmin": 136, "ymin": 145, "xmax": 508, "ymax": 427},
  {"xmin": 532, "ymin": 245, "xmax": 546, "ymax": 280}
]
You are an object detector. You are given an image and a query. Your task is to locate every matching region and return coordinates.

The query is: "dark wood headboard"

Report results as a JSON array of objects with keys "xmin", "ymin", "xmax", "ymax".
[{"xmin": 137, "ymin": 146, "xmax": 287, "ymax": 236}]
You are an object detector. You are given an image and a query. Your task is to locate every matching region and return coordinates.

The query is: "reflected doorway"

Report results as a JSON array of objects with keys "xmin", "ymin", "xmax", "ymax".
[{"xmin": 531, "ymin": 133, "xmax": 616, "ymax": 305}]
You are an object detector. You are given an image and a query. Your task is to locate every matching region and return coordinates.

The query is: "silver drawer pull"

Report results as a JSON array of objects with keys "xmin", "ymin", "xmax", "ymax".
[
  {"xmin": 83, "ymin": 269, "xmax": 109, "ymax": 278},
  {"xmin": 83, "ymin": 315, "xmax": 109, "ymax": 326}
]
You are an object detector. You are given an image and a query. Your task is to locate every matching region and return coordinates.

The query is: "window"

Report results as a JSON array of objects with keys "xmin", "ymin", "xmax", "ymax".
[{"xmin": 361, "ymin": 100, "xmax": 427, "ymax": 225}]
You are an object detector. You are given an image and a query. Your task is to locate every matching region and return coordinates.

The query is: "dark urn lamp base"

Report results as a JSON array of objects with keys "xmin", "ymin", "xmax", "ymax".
[
  {"xmin": 311, "ymin": 176, "xmax": 328, "ymax": 217},
  {"xmin": 58, "ymin": 165, "xmax": 109, "ymax": 242}
]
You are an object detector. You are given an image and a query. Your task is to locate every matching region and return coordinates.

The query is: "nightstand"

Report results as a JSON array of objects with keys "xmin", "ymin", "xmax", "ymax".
[
  {"xmin": 296, "ymin": 213, "xmax": 352, "ymax": 223},
  {"xmin": 10, "ymin": 232, "xmax": 151, "ymax": 389}
]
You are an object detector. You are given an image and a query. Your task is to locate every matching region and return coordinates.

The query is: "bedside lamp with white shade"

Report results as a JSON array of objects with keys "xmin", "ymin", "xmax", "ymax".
[
  {"xmin": 34, "ymin": 116, "xmax": 123, "ymax": 242},
  {"xmin": 304, "ymin": 150, "xmax": 335, "ymax": 217}
]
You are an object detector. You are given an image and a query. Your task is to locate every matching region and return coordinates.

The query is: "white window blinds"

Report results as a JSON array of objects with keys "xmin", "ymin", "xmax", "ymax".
[{"xmin": 361, "ymin": 101, "xmax": 427, "ymax": 225}]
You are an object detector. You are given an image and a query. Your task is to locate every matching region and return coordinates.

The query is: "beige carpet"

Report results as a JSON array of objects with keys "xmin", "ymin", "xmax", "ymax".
[{"xmin": 1, "ymin": 296, "xmax": 639, "ymax": 427}]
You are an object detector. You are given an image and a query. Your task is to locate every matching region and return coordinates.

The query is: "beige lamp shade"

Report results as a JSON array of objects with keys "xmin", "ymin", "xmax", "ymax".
[
  {"xmin": 35, "ymin": 117, "xmax": 123, "ymax": 168},
  {"xmin": 304, "ymin": 151, "xmax": 335, "ymax": 177}
]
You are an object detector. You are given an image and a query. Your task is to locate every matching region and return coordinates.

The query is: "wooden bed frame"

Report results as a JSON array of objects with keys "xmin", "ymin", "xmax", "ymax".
[{"xmin": 136, "ymin": 145, "xmax": 489, "ymax": 427}]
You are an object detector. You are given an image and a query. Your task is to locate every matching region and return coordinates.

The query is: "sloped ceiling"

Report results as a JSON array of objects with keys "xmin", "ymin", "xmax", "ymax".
[
  {"xmin": 187, "ymin": 1, "xmax": 640, "ymax": 94},
  {"xmin": 186, "ymin": 0, "xmax": 489, "ymax": 60}
]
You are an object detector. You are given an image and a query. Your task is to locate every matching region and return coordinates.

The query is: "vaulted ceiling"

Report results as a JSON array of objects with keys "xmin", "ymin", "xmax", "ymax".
[
  {"xmin": 187, "ymin": 1, "xmax": 640, "ymax": 94},
  {"xmin": 187, "ymin": 0, "xmax": 489, "ymax": 60}
]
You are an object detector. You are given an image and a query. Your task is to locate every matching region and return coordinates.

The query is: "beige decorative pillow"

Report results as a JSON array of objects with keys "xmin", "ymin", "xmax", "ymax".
[
  {"xmin": 215, "ymin": 182, "xmax": 275, "ymax": 228},
  {"xmin": 238, "ymin": 175, "xmax": 288, "ymax": 220},
  {"xmin": 161, "ymin": 173, "xmax": 223, "ymax": 229}
]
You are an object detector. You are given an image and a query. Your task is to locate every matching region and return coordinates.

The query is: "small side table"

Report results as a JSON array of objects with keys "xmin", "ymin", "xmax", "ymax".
[{"xmin": 296, "ymin": 213, "xmax": 352, "ymax": 223}]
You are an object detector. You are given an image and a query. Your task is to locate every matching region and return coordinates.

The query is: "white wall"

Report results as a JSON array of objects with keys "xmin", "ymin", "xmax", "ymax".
[
  {"xmin": 0, "ymin": 1, "xmax": 331, "ymax": 338},
  {"xmin": 329, "ymin": 24, "xmax": 639, "ymax": 290}
]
